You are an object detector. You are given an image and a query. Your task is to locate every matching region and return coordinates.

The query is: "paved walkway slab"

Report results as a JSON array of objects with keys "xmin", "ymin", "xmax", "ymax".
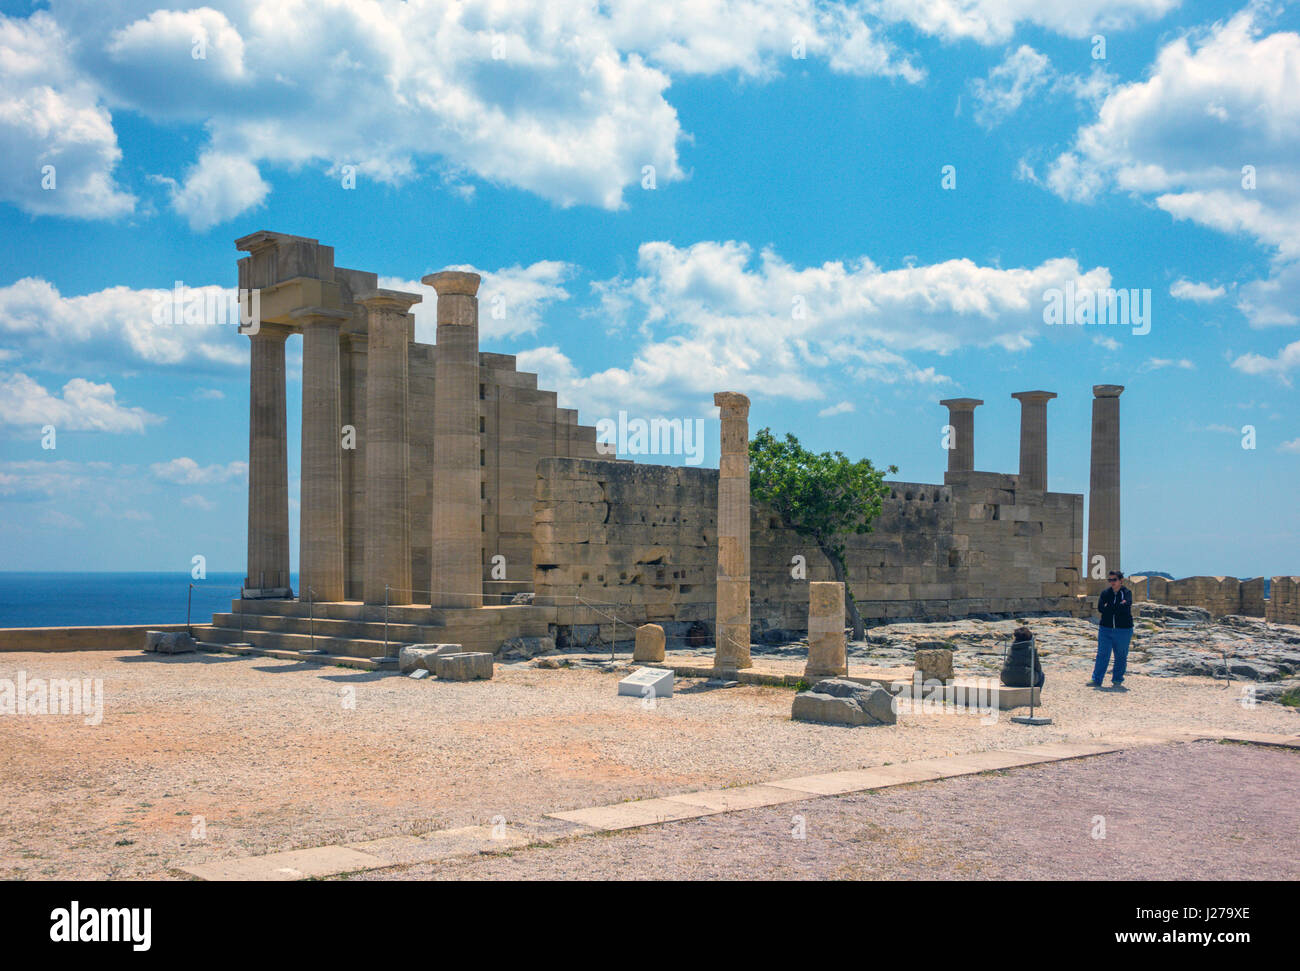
[
  {"xmin": 666, "ymin": 784, "xmax": 811, "ymax": 813},
  {"xmin": 549, "ymin": 798, "xmax": 715, "ymax": 831},
  {"xmin": 181, "ymin": 845, "xmax": 383, "ymax": 881}
]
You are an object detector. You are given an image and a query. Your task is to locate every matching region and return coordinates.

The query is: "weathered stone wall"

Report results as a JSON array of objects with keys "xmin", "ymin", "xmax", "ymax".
[
  {"xmin": 532, "ymin": 458, "xmax": 717, "ymax": 647},
  {"xmin": 1265, "ymin": 577, "xmax": 1300, "ymax": 626},
  {"xmin": 752, "ymin": 470, "xmax": 1082, "ymax": 633},
  {"xmin": 1130, "ymin": 574, "xmax": 1272, "ymax": 619},
  {"xmin": 533, "ymin": 459, "xmax": 1084, "ymax": 644}
]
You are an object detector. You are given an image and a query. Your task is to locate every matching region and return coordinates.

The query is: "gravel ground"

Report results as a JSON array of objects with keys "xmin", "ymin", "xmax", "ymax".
[
  {"xmin": 1, "ymin": 646, "xmax": 1295, "ymax": 879},
  {"xmin": 353, "ymin": 741, "xmax": 1300, "ymax": 880}
]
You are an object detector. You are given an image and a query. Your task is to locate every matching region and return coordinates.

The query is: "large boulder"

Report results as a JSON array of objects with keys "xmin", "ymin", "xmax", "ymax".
[
  {"xmin": 633, "ymin": 624, "xmax": 666, "ymax": 662},
  {"xmin": 399, "ymin": 643, "xmax": 463, "ymax": 673},
  {"xmin": 792, "ymin": 678, "xmax": 897, "ymax": 726},
  {"xmin": 433, "ymin": 652, "xmax": 494, "ymax": 681},
  {"xmin": 497, "ymin": 636, "xmax": 555, "ymax": 661},
  {"xmin": 145, "ymin": 630, "xmax": 196, "ymax": 654}
]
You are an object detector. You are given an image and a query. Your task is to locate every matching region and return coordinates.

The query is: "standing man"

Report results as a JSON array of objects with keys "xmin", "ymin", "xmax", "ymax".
[{"xmin": 1089, "ymin": 570, "xmax": 1134, "ymax": 688}]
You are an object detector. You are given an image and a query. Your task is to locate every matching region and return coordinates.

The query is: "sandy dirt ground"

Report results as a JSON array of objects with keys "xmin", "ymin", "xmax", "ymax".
[
  {"xmin": 1, "ymin": 647, "xmax": 1296, "ymax": 879},
  {"xmin": 352, "ymin": 741, "xmax": 1300, "ymax": 880}
]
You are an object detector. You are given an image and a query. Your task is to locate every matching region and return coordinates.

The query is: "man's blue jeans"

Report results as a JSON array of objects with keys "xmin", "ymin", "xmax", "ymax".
[{"xmin": 1092, "ymin": 626, "xmax": 1133, "ymax": 684}]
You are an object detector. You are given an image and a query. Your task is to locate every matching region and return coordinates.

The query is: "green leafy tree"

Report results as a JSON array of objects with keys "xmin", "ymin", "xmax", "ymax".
[{"xmin": 749, "ymin": 427, "xmax": 897, "ymax": 640}]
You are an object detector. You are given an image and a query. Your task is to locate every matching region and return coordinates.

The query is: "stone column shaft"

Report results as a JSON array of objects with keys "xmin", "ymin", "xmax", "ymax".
[
  {"xmin": 714, "ymin": 391, "xmax": 751, "ymax": 673},
  {"xmin": 294, "ymin": 308, "xmax": 349, "ymax": 603},
  {"xmin": 804, "ymin": 581, "xmax": 847, "ymax": 678},
  {"xmin": 1012, "ymin": 390, "xmax": 1057, "ymax": 491},
  {"xmin": 245, "ymin": 324, "xmax": 291, "ymax": 595},
  {"xmin": 1087, "ymin": 384, "xmax": 1124, "ymax": 591},
  {"xmin": 359, "ymin": 290, "xmax": 421, "ymax": 605},
  {"xmin": 424, "ymin": 270, "xmax": 483, "ymax": 609},
  {"xmin": 940, "ymin": 398, "xmax": 983, "ymax": 474}
]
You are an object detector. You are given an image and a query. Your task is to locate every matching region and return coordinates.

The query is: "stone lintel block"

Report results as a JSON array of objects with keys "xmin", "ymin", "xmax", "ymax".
[
  {"xmin": 398, "ymin": 643, "xmax": 464, "ymax": 673},
  {"xmin": 432, "ymin": 652, "xmax": 495, "ymax": 681},
  {"xmin": 145, "ymin": 630, "xmax": 197, "ymax": 654}
]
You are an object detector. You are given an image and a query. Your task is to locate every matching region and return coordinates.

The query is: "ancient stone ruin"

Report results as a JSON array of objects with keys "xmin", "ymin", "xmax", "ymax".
[{"xmin": 201, "ymin": 229, "xmax": 1293, "ymax": 664}]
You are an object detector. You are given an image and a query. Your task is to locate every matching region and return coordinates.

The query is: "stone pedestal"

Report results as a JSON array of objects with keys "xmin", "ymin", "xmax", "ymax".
[
  {"xmin": 244, "ymin": 323, "xmax": 292, "ymax": 597},
  {"xmin": 424, "ymin": 270, "xmax": 483, "ymax": 609},
  {"xmin": 633, "ymin": 623, "xmax": 666, "ymax": 662},
  {"xmin": 713, "ymin": 391, "xmax": 751, "ymax": 674},
  {"xmin": 358, "ymin": 289, "xmax": 422, "ymax": 605},
  {"xmin": 1011, "ymin": 390, "xmax": 1056, "ymax": 492},
  {"xmin": 294, "ymin": 307, "xmax": 350, "ymax": 603},
  {"xmin": 1087, "ymin": 384, "xmax": 1123, "ymax": 593},
  {"xmin": 804, "ymin": 581, "xmax": 847, "ymax": 678},
  {"xmin": 939, "ymin": 397, "xmax": 983, "ymax": 474}
]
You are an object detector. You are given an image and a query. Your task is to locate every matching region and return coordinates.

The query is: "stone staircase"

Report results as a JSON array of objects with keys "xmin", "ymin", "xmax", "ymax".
[{"xmin": 195, "ymin": 598, "xmax": 551, "ymax": 659}]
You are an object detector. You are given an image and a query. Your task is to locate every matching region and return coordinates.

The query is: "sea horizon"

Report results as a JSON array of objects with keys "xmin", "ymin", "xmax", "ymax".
[{"xmin": 0, "ymin": 571, "xmax": 297, "ymax": 630}]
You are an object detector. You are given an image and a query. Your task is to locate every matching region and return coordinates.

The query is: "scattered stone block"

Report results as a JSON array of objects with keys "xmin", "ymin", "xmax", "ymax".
[
  {"xmin": 399, "ymin": 643, "xmax": 463, "ymax": 673},
  {"xmin": 792, "ymin": 678, "xmax": 896, "ymax": 726},
  {"xmin": 915, "ymin": 647, "xmax": 955, "ymax": 682},
  {"xmin": 618, "ymin": 667, "xmax": 674, "ymax": 699},
  {"xmin": 633, "ymin": 623, "xmax": 666, "ymax": 662},
  {"xmin": 432, "ymin": 652, "xmax": 494, "ymax": 681},
  {"xmin": 145, "ymin": 630, "xmax": 196, "ymax": 654},
  {"xmin": 497, "ymin": 636, "xmax": 555, "ymax": 661}
]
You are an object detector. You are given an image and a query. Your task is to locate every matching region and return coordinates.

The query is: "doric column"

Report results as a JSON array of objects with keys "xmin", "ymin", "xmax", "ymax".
[
  {"xmin": 939, "ymin": 397, "xmax": 983, "ymax": 474},
  {"xmin": 1011, "ymin": 390, "xmax": 1057, "ymax": 491},
  {"xmin": 358, "ymin": 289, "xmax": 421, "ymax": 605},
  {"xmin": 423, "ymin": 270, "xmax": 483, "ymax": 609},
  {"xmin": 293, "ymin": 307, "xmax": 350, "ymax": 603},
  {"xmin": 244, "ymin": 323, "xmax": 292, "ymax": 597},
  {"xmin": 714, "ymin": 391, "xmax": 751, "ymax": 673},
  {"xmin": 1087, "ymin": 384, "xmax": 1124, "ymax": 591}
]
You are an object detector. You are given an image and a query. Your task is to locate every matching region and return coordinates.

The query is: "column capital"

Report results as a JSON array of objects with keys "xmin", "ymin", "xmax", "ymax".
[
  {"xmin": 713, "ymin": 391, "xmax": 750, "ymax": 416},
  {"xmin": 357, "ymin": 289, "xmax": 422, "ymax": 313},
  {"xmin": 939, "ymin": 397, "xmax": 983, "ymax": 411},
  {"xmin": 1012, "ymin": 390, "xmax": 1057, "ymax": 404},
  {"xmin": 1092, "ymin": 384, "xmax": 1124, "ymax": 398},
  {"xmin": 423, "ymin": 270, "xmax": 481, "ymax": 297},
  {"xmin": 290, "ymin": 306, "xmax": 351, "ymax": 326},
  {"xmin": 244, "ymin": 321, "xmax": 293, "ymax": 341}
]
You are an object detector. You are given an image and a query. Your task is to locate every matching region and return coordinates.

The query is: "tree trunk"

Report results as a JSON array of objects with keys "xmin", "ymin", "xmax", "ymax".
[{"xmin": 824, "ymin": 546, "xmax": 865, "ymax": 641}]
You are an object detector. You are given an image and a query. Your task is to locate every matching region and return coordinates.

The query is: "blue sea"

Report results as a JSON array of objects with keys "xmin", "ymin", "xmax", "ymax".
[{"xmin": 0, "ymin": 572, "xmax": 298, "ymax": 629}]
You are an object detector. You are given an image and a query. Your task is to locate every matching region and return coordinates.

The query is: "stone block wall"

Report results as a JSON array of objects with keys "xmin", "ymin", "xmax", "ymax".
[
  {"xmin": 534, "ymin": 458, "xmax": 1084, "ymax": 643},
  {"xmin": 1129, "ymin": 574, "xmax": 1272, "ymax": 619},
  {"xmin": 1266, "ymin": 577, "xmax": 1300, "ymax": 626},
  {"xmin": 532, "ymin": 458, "xmax": 718, "ymax": 646}
]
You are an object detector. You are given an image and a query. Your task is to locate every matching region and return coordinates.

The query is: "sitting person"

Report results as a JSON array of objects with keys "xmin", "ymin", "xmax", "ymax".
[{"xmin": 1000, "ymin": 625, "xmax": 1045, "ymax": 688}]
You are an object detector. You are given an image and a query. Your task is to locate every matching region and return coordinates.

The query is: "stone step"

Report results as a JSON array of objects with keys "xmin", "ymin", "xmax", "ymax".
[
  {"xmin": 196, "ymin": 626, "xmax": 398, "ymax": 659},
  {"xmin": 203, "ymin": 604, "xmax": 552, "ymax": 658},
  {"xmin": 228, "ymin": 599, "xmax": 441, "ymax": 624},
  {"xmin": 210, "ymin": 612, "xmax": 439, "ymax": 642}
]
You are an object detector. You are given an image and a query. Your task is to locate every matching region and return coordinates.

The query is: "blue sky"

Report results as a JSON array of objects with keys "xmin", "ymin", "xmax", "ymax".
[{"xmin": 1, "ymin": 0, "xmax": 1297, "ymax": 578}]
